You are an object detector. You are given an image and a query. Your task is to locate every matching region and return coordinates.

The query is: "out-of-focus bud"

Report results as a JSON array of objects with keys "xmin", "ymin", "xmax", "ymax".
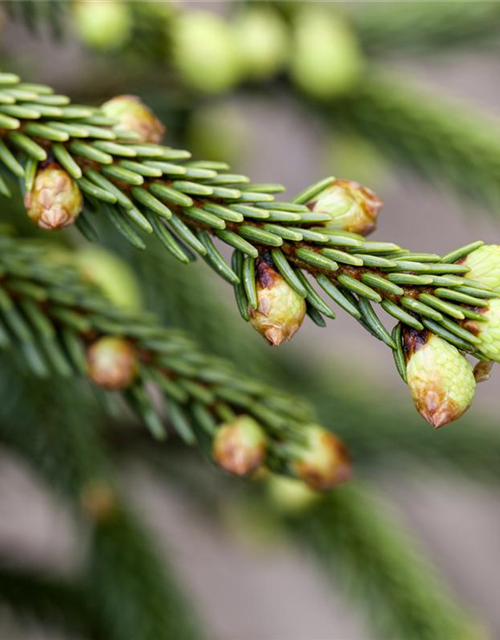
[
  {"xmin": 187, "ymin": 102, "xmax": 250, "ymax": 164},
  {"xmin": 249, "ymin": 259, "xmax": 306, "ymax": 346},
  {"xmin": 291, "ymin": 425, "xmax": 351, "ymax": 491},
  {"xmin": 101, "ymin": 95, "xmax": 165, "ymax": 144},
  {"xmin": 80, "ymin": 481, "xmax": 117, "ymax": 522},
  {"xmin": 233, "ymin": 7, "xmax": 289, "ymax": 80},
  {"xmin": 290, "ymin": 7, "xmax": 363, "ymax": 99},
  {"xmin": 171, "ymin": 12, "xmax": 242, "ymax": 94},
  {"xmin": 403, "ymin": 329, "xmax": 476, "ymax": 428},
  {"xmin": 459, "ymin": 245, "xmax": 500, "ymax": 292},
  {"xmin": 73, "ymin": 1, "xmax": 132, "ymax": 51},
  {"xmin": 464, "ymin": 299, "xmax": 500, "ymax": 363},
  {"xmin": 306, "ymin": 178, "xmax": 383, "ymax": 236},
  {"xmin": 212, "ymin": 415, "xmax": 267, "ymax": 476},
  {"xmin": 87, "ymin": 336, "xmax": 138, "ymax": 390},
  {"xmin": 267, "ymin": 474, "xmax": 319, "ymax": 515},
  {"xmin": 24, "ymin": 163, "xmax": 82, "ymax": 230},
  {"xmin": 75, "ymin": 247, "xmax": 142, "ymax": 311}
]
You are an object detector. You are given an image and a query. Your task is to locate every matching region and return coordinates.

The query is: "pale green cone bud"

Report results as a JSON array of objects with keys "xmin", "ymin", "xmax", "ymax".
[
  {"xmin": 172, "ymin": 12, "xmax": 242, "ymax": 94},
  {"xmin": 24, "ymin": 163, "xmax": 82, "ymax": 230},
  {"xmin": 101, "ymin": 95, "xmax": 165, "ymax": 144},
  {"xmin": 290, "ymin": 7, "xmax": 363, "ymax": 99},
  {"xmin": 233, "ymin": 7, "xmax": 289, "ymax": 80},
  {"xmin": 87, "ymin": 336, "xmax": 138, "ymax": 390},
  {"xmin": 267, "ymin": 475, "xmax": 319, "ymax": 515},
  {"xmin": 75, "ymin": 247, "xmax": 142, "ymax": 311},
  {"xmin": 290, "ymin": 425, "xmax": 351, "ymax": 491},
  {"xmin": 459, "ymin": 245, "xmax": 500, "ymax": 291},
  {"xmin": 306, "ymin": 179, "xmax": 383, "ymax": 236},
  {"xmin": 403, "ymin": 329, "xmax": 475, "ymax": 428},
  {"xmin": 73, "ymin": 1, "xmax": 132, "ymax": 51},
  {"xmin": 212, "ymin": 415, "xmax": 267, "ymax": 476},
  {"xmin": 464, "ymin": 299, "xmax": 500, "ymax": 363},
  {"xmin": 249, "ymin": 259, "xmax": 306, "ymax": 346}
]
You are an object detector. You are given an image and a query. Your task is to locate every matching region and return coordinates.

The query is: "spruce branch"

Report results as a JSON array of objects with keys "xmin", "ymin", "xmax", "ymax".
[
  {"xmin": 0, "ymin": 233, "xmax": 350, "ymax": 487},
  {"xmin": 121, "ymin": 240, "xmax": 500, "ymax": 484},
  {"xmin": 349, "ymin": 1, "xmax": 500, "ymax": 56},
  {"xmin": 0, "ymin": 71, "xmax": 499, "ymax": 427}
]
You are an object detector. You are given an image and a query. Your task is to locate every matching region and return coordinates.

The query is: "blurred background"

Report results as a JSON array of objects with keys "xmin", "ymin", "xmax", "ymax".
[{"xmin": 2, "ymin": 2, "xmax": 500, "ymax": 639}]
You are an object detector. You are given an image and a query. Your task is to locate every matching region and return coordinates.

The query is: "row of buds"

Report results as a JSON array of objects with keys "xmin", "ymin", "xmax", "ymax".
[
  {"xmin": 212, "ymin": 416, "xmax": 351, "ymax": 491},
  {"xmin": 84, "ymin": 338, "xmax": 350, "ymax": 491},
  {"xmin": 248, "ymin": 179, "xmax": 381, "ymax": 345},
  {"xmin": 404, "ymin": 244, "xmax": 500, "ymax": 428}
]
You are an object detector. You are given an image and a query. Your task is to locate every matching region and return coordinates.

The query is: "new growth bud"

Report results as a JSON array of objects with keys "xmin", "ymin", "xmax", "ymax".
[
  {"xmin": 290, "ymin": 7, "xmax": 363, "ymax": 99},
  {"xmin": 403, "ymin": 329, "xmax": 476, "ymax": 428},
  {"xmin": 75, "ymin": 247, "xmax": 142, "ymax": 311},
  {"xmin": 291, "ymin": 425, "xmax": 351, "ymax": 491},
  {"xmin": 101, "ymin": 95, "xmax": 165, "ymax": 144},
  {"xmin": 212, "ymin": 415, "xmax": 267, "ymax": 476},
  {"xmin": 464, "ymin": 299, "xmax": 500, "ymax": 363},
  {"xmin": 460, "ymin": 244, "xmax": 500, "ymax": 291},
  {"xmin": 306, "ymin": 179, "xmax": 383, "ymax": 236},
  {"xmin": 87, "ymin": 336, "xmax": 138, "ymax": 390},
  {"xmin": 249, "ymin": 259, "xmax": 306, "ymax": 346},
  {"xmin": 73, "ymin": 1, "xmax": 132, "ymax": 51},
  {"xmin": 25, "ymin": 163, "xmax": 82, "ymax": 230},
  {"xmin": 172, "ymin": 12, "xmax": 242, "ymax": 94},
  {"xmin": 233, "ymin": 7, "xmax": 289, "ymax": 80},
  {"xmin": 267, "ymin": 474, "xmax": 319, "ymax": 515}
]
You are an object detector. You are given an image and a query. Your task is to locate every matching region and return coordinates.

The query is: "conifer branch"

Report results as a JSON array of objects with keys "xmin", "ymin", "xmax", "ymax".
[
  {"xmin": 129, "ymin": 241, "xmax": 500, "ymax": 483},
  {"xmin": 0, "ymin": 233, "xmax": 348, "ymax": 487},
  {"xmin": 349, "ymin": 1, "xmax": 500, "ymax": 55},
  {"xmin": 0, "ymin": 71, "xmax": 499, "ymax": 427}
]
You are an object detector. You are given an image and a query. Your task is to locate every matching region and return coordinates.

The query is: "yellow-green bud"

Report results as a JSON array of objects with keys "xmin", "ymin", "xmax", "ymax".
[
  {"xmin": 306, "ymin": 178, "xmax": 383, "ymax": 236},
  {"xmin": 459, "ymin": 245, "xmax": 500, "ymax": 292},
  {"xmin": 73, "ymin": 1, "xmax": 132, "ymax": 51},
  {"xmin": 290, "ymin": 7, "xmax": 363, "ymax": 99},
  {"xmin": 187, "ymin": 102, "xmax": 250, "ymax": 164},
  {"xmin": 212, "ymin": 415, "xmax": 267, "ymax": 476},
  {"xmin": 171, "ymin": 12, "xmax": 242, "ymax": 94},
  {"xmin": 75, "ymin": 247, "xmax": 142, "ymax": 311},
  {"xmin": 267, "ymin": 474, "xmax": 319, "ymax": 515},
  {"xmin": 291, "ymin": 425, "xmax": 351, "ymax": 491},
  {"xmin": 24, "ymin": 163, "xmax": 82, "ymax": 230},
  {"xmin": 403, "ymin": 329, "xmax": 476, "ymax": 428},
  {"xmin": 464, "ymin": 299, "xmax": 500, "ymax": 363},
  {"xmin": 233, "ymin": 7, "xmax": 289, "ymax": 80},
  {"xmin": 87, "ymin": 336, "xmax": 138, "ymax": 390},
  {"xmin": 249, "ymin": 259, "xmax": 306, "ymax": 346},
  {"xmin": 101, "ymin": 95, "xmax": 165, "ymax": 144}
]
